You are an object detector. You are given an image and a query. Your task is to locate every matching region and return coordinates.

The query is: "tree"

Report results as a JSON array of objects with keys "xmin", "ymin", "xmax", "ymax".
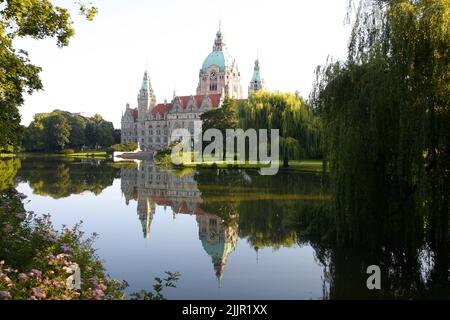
[
  {"xmin": 84, "ymin": 114, "xmax": 115, "ymax": 148},
  {"xmin": 43, "ymin": 113, "xmax": 71, "ymax": 151},
  {"xmin": 312, "ymin": 0, "xmax": 450, "ymax": 244},
  {"xmin": 22, "ymin": 110, "xmax": 117, "ymax": 151},
  {"xmin": 201, "ymin": 97, "xmax": 239, "ymax": 137},
  {"xmin": 0, "ymin": 0, "xmax": 97, "ymax": 151},
  {"xmin": 240, "ymin": 91, "xmax": 321, "ymax": 167},
  {"xmin": 69, "ymin": 115, "xmax": 87, "ymax": 148}
]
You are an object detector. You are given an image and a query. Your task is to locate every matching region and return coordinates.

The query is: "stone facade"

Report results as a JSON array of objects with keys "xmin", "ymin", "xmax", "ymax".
[
  {"xmin": 121, "ymin": 27, "xmax": 263, "ymax": 153},
  {"xmin": 120, "ymin": 162, "xmax": 238, "ymax": 280}
]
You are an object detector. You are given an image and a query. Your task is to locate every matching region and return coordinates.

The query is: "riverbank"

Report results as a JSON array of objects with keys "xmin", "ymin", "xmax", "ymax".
[
  {"xmin": 155, "ymin": 154, "xmax": 325, "ymax": 174},
  {"xmin": 17, "ymin": 151, "xmax": 109, "ymax": 160},
  {"xmin": 0, "ymin": 154, "xmax": 16, "ymax": 158}
]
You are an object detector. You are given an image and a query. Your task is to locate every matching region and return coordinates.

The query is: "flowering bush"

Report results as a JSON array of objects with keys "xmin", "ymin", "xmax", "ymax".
[{"xmin": 0, "ymin": 188, "xmax": 179, "ymax": 300}]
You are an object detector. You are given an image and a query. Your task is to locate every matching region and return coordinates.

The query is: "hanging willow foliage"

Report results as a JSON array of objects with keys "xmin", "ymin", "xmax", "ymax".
[
  {"xmin": 312, "ymin": 0, "xmax": 450, "ymax": 245},
  {"xmin": 239, "ymin": 91, "xmax": 322, "ymax": 166}
]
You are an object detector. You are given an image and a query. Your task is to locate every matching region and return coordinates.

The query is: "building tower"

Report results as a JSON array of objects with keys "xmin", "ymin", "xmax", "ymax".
[
  {"xmin": 137, "ymin": 70, "xmax": 156, "ymax": 119},
  {"xmin": 136, "ymin": 71, "xmax": 156, "ymax": 150},
  {"xmin": 248, "ymin": 57, "xmax": 264, "ymax": 95},
  {"xmin": 197, "ymin": 24, "xmax": 243, "ymax": 99}
]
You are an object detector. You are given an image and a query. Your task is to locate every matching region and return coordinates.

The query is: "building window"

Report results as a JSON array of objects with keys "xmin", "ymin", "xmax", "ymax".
[
  {"xmin": 150, "ymin": 130, "xmax": 153, "ymax": 135},
  {"xmin": 209, "ymin": 82, "xmax": 217, "ymax": 91}
]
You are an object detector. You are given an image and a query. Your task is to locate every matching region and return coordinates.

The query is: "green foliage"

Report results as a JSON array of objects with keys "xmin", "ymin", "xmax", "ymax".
[
  {"xmin": 17, "ymin": 157, "xmax": 119, "ymax": 199},
  {"xmin": 0, "ymin": 188, "xmax": 178, "ymax": 300},
  {"xmin": 107, "ymin": 143, "xmax": 138, "ymax": 153},
  {"xmin": 23, "ymin": 110, "xmax": 118, "ymax": 151},
  {"xmin": 0, "ymin": 158, "xmax": 20, "ymax": 190},
  {"xmin": 154, "ymin": 141, "xmax": 182, "ymax": 166},
  {"xmin": 312, "ymin": 0, "xmax": 450, "ymax": 244},
  {"xmin": 59, "ymin": 149, "xmax": 76, "ymax": 154},
  {"xmin": 240, "ymin": 91, "xmax": 322, "ymax": 166},
  {"xmin": 0, "ymin": 0, "xmax": 97, "ymax": 151},
  {"xmin": 201, "ymin": 97, "xmax": 239, "ymax": 137},
  {"xmin": 130, "ymin": 272, "xmax": 181, "ymax": 300}
]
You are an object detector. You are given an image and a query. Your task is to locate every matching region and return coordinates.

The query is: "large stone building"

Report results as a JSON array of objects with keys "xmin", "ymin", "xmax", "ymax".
[
  {"xmin": 121, "ymin": 26, "xmax": 264, "ymax": 152},
  {"xmin": 120, "ymin": 162, "xmax": 238, "ymax": 281}
]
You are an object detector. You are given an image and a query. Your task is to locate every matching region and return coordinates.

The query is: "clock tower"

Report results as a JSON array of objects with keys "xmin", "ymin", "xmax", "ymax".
[{"xmin": 196, "ymin": 25, "xmax": 242, "ymax": 99}]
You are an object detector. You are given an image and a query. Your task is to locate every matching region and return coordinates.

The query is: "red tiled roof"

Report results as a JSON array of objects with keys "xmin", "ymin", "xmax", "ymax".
[
  {"xmin": 208, "ymin": 93, "xmax": 222, "ymax": 108},
  {"xmin": 179, "ymin": 201, "xmax": 189, "ymax": 214},
  {"xmin": 194, "ymin": 95, "xmax": 203, "ymax": 107},
  {"xmin": 179, "ymin": 96, "xmax": 190, "ymax": 109},
  {"xmin": 151, "ymin": 103, "xmax": 172, "ymax": 116},
  {"xmin": 175, "ymin": 94, "xmax": 222, "ymax": 109},
  {"xmin": 131, "ymin": 108, "xmax": 138, "ymax": 120}
]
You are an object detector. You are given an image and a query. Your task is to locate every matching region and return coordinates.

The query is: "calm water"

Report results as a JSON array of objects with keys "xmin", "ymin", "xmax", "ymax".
[{"xmin": 3, "ymin": 157, "xmax": 450, "ymax": 299}]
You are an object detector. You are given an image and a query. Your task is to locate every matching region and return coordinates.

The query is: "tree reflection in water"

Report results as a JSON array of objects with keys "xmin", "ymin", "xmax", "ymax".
[{"xmin": 5, "ymin": 157, "xmax": 449, "ymax": 299}]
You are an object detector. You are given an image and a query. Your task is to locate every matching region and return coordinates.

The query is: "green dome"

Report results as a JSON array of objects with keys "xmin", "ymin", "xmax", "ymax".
[
  {"xmin": 141, "ymin": 71, "xmax": 149, "ymax": 91},
  {"xmin": 202, "ymin": 51, "xmax": 228, "ymax": 72},
  {"xmin": 251, "ymin": 59, "xmax": 261, "ymax": 82},
  {"xmin": 200, "ymin": 235, "xmax": 234, "ymax": 260},
  {"xmin": 252, "ymin": 70, "xmax": 261, "ymax": 82}
]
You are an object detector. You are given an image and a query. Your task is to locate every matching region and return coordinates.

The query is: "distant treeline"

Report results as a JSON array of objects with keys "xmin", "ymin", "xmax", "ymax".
[{"xmin": 22, "ymin": 110, "xmax": 121, "ymax": 151}]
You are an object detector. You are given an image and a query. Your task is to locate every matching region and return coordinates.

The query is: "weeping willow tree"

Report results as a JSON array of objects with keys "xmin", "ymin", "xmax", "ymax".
[
  {"xmin": 312, "ymin": 0, "xmax": 450, "ymax": 245},
  {"xmin": 240, "ymin": 91, "xmax": 322, "ymax": 167}
]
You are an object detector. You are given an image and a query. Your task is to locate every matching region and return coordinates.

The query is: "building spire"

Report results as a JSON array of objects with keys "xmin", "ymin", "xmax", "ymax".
[
  {"xmin": 213, "ymin": 21, "xmax": 224, "ymax": 51},
  {"xmin": 248, "ymin": 54, "xmax": 264, "ymax": 95},
  {"xmin": 141, "ymin": 70, "xmax": 149, "ymax": 92}
]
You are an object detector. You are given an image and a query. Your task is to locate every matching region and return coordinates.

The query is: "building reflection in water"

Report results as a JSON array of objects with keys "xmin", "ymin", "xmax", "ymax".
[{"xmin": 120, "ymin": 161, "xmax": 238, "ymax": 282}]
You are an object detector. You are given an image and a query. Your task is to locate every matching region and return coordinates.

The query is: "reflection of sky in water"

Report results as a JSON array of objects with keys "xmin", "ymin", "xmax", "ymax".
[{"xmin": 16, "ymin": 178, "xmax": 324, "ymax": 300}]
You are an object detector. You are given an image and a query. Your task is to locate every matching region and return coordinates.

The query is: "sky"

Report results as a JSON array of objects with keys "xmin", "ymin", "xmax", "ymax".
[{"xmin": 16, "ymin": 0, "xmax": 351, "ymax": 128}]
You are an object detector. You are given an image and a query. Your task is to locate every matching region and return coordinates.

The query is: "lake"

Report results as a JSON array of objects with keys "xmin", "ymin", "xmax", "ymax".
[{"xmin": 3, "ymin": 157, "xmax": 449, "ymax": 299}]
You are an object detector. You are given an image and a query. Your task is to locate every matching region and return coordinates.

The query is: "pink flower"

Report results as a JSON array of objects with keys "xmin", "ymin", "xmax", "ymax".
[
  {"xmin": 30, "ymin": 269, "xmax": 42, "ymax": 278},
  {"xmin": 18, "ymin": 273, "xmax": 28, "ymax": 282},
  {"xmin": 61, "ymin": 244, "xmax": 72, "ymax": 253},
  {"xmin": 91, "ymin": 289, "xmax": 104, "ymax": 300},
  {"xmin": 31, "ymin": 287, "xmax": 46, "ymax": 299}
]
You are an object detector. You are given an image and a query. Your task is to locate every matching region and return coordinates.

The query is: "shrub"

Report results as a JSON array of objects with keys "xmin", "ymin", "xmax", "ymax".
[
  {"xmin": 0, "ymin": 188, "xmax": 179, "ymax": 300},
  {"xmin": 107, "ymin": 143, "xmax": 138, "ymax": 154},
  {"xmin": 59, "ymin": 149, "xmax": 76, "ymax": 154}
]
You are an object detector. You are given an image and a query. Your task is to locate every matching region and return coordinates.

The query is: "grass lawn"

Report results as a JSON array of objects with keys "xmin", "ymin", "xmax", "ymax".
[
  {"xmin": 20, "ymin": 151, "xmax": 109, "ymax": 159},
  {"xmin": 63, "ymin": 151, "xmax": 108, "ymax": 158},
  {"xmin": 0, "ymin": 153, "xmax": 16, "ymax": 158},
  {"xmin": 157, "ymin": 153, "xmax": 325, "ymax": 173}
]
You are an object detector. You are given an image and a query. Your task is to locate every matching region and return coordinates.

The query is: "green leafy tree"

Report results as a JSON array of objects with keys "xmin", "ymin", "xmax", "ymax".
[
  {"xmin": 0, "ymin": 0, "xmax": 97, "ymax": 151},
  {"xmin": 23, "ymin": 110, "xmax": 117, "ymax": 151},
  {"xmin": 201, "ymin": 97, "xmax": 239, "ymax": 136},
  {"xmin": 69, "ymin": 115, "xmax": 87, "ymax": 148},
  {"xmin": 43, "ymin": 113, "xmax": 71, "ymax": 151},
  {"xmin": 240, "ymin": 91, "xmax": 321, "ymax": 167},
  {"xmin": 312, "ymin": 0, "xmax": 450, "ymax": 244}
]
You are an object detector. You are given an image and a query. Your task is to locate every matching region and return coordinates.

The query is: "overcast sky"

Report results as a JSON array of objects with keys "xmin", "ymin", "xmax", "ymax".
[{"xmin": 16, "ymin": 0, "xmax": 351, "ymax": 127}]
